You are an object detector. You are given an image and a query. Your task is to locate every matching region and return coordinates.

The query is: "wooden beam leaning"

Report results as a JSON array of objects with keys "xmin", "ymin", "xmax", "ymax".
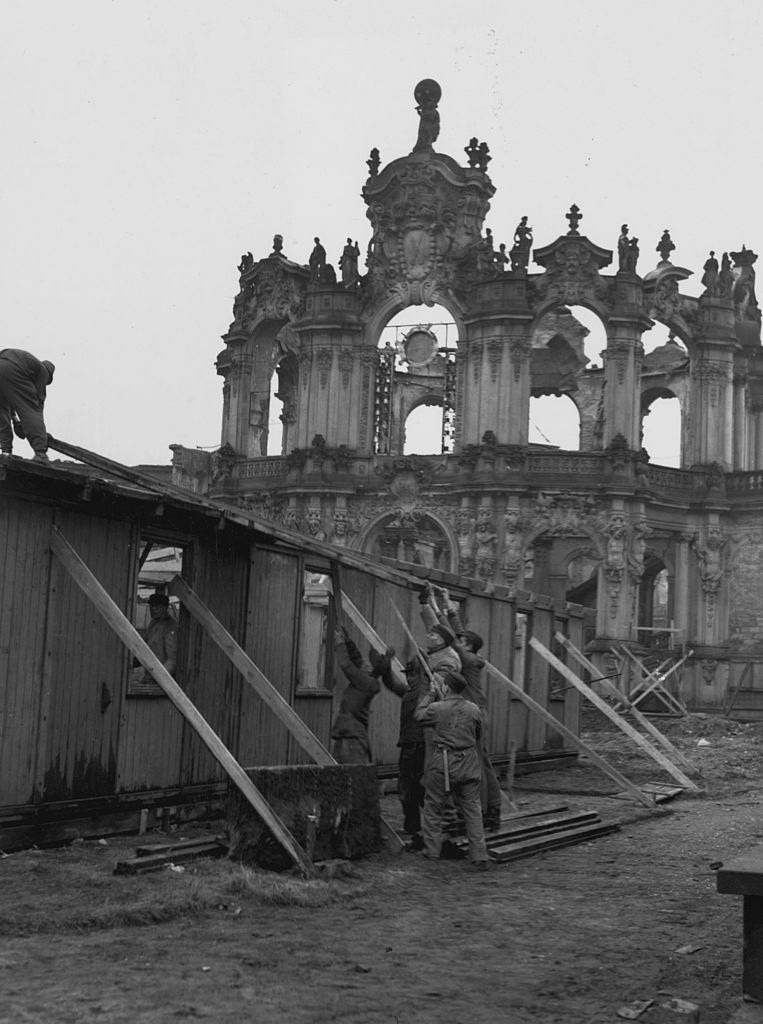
[
  {"xmin": 169, "ymin": 576, "xmax": 334, "ymax": 766},
  {"xmin": 482, "ymin": 659, "xmax": 654, "ymax": 808},
  {"xmin": 340, "ymin": 591, "xmax": 409, "ymax": 693},
  {"xmin": 49, "ymin": 527, "xmax": 315, "ymax": 877},
  {"xmin": 530, "ymin": 637, "xmax": 700, "ymax": 792},
  {"xmin": 171, "ymin": 576, "xmax": 405, "ymax": 852},
  {"xmin": 619, "ymin": 644, "xmax": 690, "ymax": 715},
  {"xmin": 554, "ymin": 632, "xmax": 699, "ymax": 775}
]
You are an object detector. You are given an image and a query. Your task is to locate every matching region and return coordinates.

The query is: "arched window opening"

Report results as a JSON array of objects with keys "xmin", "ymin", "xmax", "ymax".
[
  {"xmin": 641, "ymin": 321, "xmax": 672, "ymax": 355},
  {"xmin": 566, "ymin": 305, "xmax": 607, "ymax": 368},
  {"xmin": 362, "ymin": 512, "xmax": 452, "ymax": 572},
  {"xmin": 267, "ymin": 367, "xmax": 284, "ymax": 456},
  {"xmin": 642, "ymin": 393, "xmax": 681, "ymax": 467},
  {"xmin": 529, "ymin": 394, "xmax": 581, "ymax": 451},
  {"xmin": 375, "ymin": 304, "xmax": 457, "ymax": 455},
  {"xmin": 404, "ymin": 402, "xmax": 444, "ymax": 455},
  {"xmin": 638, "ymin": 562, "xmax": 672, "ymax": 649}
]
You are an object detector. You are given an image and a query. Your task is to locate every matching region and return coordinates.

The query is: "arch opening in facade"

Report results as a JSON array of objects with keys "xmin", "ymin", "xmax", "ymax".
[{"xmin": 361, "ymin": 511, "xmax": 453, "ymax": 572}]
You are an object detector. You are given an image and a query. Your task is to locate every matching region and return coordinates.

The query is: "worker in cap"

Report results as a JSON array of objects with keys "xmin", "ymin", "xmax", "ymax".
[
  {"xmin": 431, "ymin": 585, "xmax": 503, "ymax": 831},
  {"xmin": 0, "ymin": 349, "xmax": 55, "ymax": 462},
  {"xmin": 414, "ymin": 666, "xmax": 490, "ymax": 869}
]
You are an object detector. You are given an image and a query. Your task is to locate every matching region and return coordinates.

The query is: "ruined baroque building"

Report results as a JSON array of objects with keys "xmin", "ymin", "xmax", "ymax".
[{"xmin": 172, "ymin": 80, "xmax": 763, "ymax": 713}]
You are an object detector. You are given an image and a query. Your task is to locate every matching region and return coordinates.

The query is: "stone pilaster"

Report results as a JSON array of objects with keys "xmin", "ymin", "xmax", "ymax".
[{"xmin": 687, "ymin": 296, "xmax": 737, "ymax": 469}]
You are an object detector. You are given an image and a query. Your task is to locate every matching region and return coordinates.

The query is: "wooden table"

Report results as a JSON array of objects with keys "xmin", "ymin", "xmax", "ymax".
[{"xmin": 717, "ymin": 851, "xmax": 763, "ymax": 1002}]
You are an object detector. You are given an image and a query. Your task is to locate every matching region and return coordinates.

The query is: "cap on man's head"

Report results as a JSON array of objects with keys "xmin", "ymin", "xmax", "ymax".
[
  {"xmin": 41, "ymin": 360, "xmax": 55, "ymax": 382},
  {"xmin": 148, "ymin": 593, "xmax": 169, "ymax": 606},
  {"xmin": 443, "ymin": 670, "xmax": 467, "ymax": 693},
  {"xmin": 462, "ymin": 630, "xmax": 484, "ymax": 653},
  {"xmin": 429, "ymin": 623, "xmax": 452, "ymax": 645}
]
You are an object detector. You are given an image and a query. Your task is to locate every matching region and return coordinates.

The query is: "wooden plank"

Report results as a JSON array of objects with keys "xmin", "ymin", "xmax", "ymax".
[
  {"xmin": 114, "ymin": 841, "xmax": 228, "ymax": 875},
  {"xmin": 49, "ymin": 525, "xmax": 314, "ymax": 877},
  {"xmin": 169, "ymin": 575, "xmax": 334, "ymax": 767},
  {"xmin": 482, "ymin": 659, "xmax": 654, "ymax": 807},
  {"xmin": 340, "ymin": 591, "xmax": 409, "ymax": 692},
  {"xmin": 530, "ymin": 637, "xmax": 700, "ymax": 792},
  {"xmin": 620, "ymin": 645, "xmax": 690, "ymax": 714},
  {"xmin": 490, "ymin": 821, "xmax": 620, "ymax": 862},
  {"xmin": 555, "ymin": 633, "xmax": 699, "ymax": 775}
]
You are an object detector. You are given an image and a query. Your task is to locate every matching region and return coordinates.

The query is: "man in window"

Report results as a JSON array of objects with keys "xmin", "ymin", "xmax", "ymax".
[{"xmin": 134, "ymin": 592, "xmax": 177, "ymax": 686}]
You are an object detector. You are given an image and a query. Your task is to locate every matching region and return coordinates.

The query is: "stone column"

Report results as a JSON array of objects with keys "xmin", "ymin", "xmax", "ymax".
[
  {"xmin": 602, "ymin": 316, "xmax": 648, "ymax": 448},
  {"xmin": 733, "ymin": 368, "xmax": 749, "ymax": 471},
  {"xmin": 291, "ymin": 287, "xmax": 365, "ymax": 451},
  {"xmin": 687, "ymin": 296, "xmax": 736, "ymax": 469}
]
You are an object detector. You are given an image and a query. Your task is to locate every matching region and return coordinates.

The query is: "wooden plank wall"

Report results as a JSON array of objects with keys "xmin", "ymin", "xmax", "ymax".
[
  {"xmin": 177, "ymin": 531, "xmax": 251, "ymax": 786},
  {"xmin": 0, "ymin": 496, "xmax": 53, "ymax": 807},
  {"xmin": 243, "ymin": 546, "xmax": 302, "ymax": 767},
  {"xmin": 43, "ymin": 509, "xmax": 134, "ymax": 802}
]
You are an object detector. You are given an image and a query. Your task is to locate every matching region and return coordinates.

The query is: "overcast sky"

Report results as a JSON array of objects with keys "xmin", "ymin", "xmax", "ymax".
[{"xmin": 2, "ymin": 0, "xmax": 760, "ymax": 466}]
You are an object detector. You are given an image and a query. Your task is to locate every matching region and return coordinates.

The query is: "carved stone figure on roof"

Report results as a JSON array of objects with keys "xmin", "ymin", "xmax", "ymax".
[
  {"xmin": 617, "ymin": 225, "xmax": 630, "ymax": 271},
  {"xmin": 366, "ymin": 148, "xmax": 381, "ymax": 178},
  {"xmin": 656, "ymin": 229, "xmax": 675, "ymax": 264},
  {"xmin": 412, "ymin": 79, "xmax": 441, "ymax": 153},
  {"xmin": 495, "ymin": 243, "xmax": 509, "ymax": 270},
  {"xmin": 701, "ymin": 251, "xmax": 719, "ymax": 297},
  {"xmin": 477, "ymin": 142, "xmax": 491, "ymax": 171},
  {"xmin": 731, "ymin": 247, "xmax": 759, "ymax": 320},
  {"xmin": 510, "ymin": 216, "xmax": 532, "ymax": 271},
  {"xmin": 238, "ymin": 252, "xmax": 253, "ymax": 275},
  {"xmin": 477, "ymin": 228, "xmax": 495, "ymax": 271},
  {"xmin": 309, "ymin": 237, "xmax": 326, "ymax": 281},
  {"xmin": 271, "ymin": 235, "xmax": 284, "ymax": 257},
  {"xmin": 465, "ymin": 137, "xmax": 480, "ymax": 167},
  {"xmin": 718, "ymin": 252, "xmax": 734, "ymax": 298},
  {"xmin": 339, "ymin": 238, "xmax": 360, "ymax": 287}
]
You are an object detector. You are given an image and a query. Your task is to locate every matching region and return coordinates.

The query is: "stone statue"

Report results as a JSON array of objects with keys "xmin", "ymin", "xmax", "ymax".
[
  {"xmin": 605, "ymin": 512, "xmax": 627, "ymax": 571},
  {"xmin": 477, "ymin": 142, "xmax": 491, "ymax": 171},
  {"xmin": 731, "ymin": 247, "xmax": 759, "ymax": 320},
  {"xmin": 617, "ymin": 225, "xmax": 630, "ymax": 271},
  {"xmin": 495, "ymin": 243, "xmax": 509, "ymax": 270},
  {"xmin": 701, "ymin": 251, "xmax": 719, "ymax": 297},
  {"xmin": 656, "ymin": 229, "xmax": 675, "ymax": 264},
  {"xmin": 271, "ymin": 234, "xmax": 284, "ymax": 257},
  {"xmin": 719, "ymin": 252, "xmax": 734, "ymax": 298},
  {"xmin": 474, "ymin": 516, "xmax": 498, "ymax": 580},
  {"xmin": 413, "ymin": 79, "xmax": 441, "ymax": 153},
  {"xmin": 477, "ymin": 228, "xmax": 495, "ymax": 271},
  {"xmin": 465, "ymin": 137, "xmax": 480, "ymax": 168},
  {"xmin": 309, "ymin": 237, "xmax": 326, "ymax": 280},
  {"xmin": 366, "ymin": 147, "xmax": 381, "ymax": 178},
  {"xmin": 694, "ymin": 526, "xmax": 725, "ymax": 594},
  {"xmin": 510, "ymin": 217, "xmax": 533, "ymax": 271},
  {"xmin": 304, "ymin": 506, "xmax": 326, "ymax": 541},
  {"xmin": 339, "ymin": 238, "xmax": 360, "ymax": 286},
  {"xmin": 238, "ymin": 252, "xmax": 253, "ymax": 275}
]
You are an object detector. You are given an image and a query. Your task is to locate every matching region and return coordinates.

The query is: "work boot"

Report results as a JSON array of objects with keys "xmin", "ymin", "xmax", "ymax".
[
  {"xmin": 32, "ymin": 452, "xmax": 50, "ymax": 463},
  {"xmin": 483, "ymin": 808, "xmax": 501, "ymax": 831}
]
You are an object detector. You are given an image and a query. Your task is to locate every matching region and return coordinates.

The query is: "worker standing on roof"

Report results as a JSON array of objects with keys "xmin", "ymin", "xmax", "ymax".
[{"xmin": 0, "ymin": 349, "xmax": 55, "ymax": 462}]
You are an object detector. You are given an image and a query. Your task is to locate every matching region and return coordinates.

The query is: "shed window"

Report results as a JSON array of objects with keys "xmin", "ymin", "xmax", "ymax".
[
  {"xmin": 296, "ymin": 571, "xmax": 331, "ymax": 693},
  {"xmin": 127, "ymin": 539, "xmax": 185, "ymax": 697}
]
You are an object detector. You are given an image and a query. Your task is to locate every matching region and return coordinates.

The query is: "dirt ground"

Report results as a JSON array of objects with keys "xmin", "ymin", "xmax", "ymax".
[{"xmin": 2, "ymin": 711, "xmax": 763, "ymax": 1024}]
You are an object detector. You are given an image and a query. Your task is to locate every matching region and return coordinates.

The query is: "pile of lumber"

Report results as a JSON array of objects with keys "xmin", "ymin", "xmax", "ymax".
[
  {"xmin": 113, "ymin": 834, "xmax": 229, "ymax": 875},
  {"xmin": 451, "ymin": 805, "xmax": 619, "ymax": 864}
]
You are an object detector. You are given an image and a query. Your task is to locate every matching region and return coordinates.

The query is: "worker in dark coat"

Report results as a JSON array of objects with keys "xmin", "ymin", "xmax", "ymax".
[
  {"xmin": 380, "ymin": 657, "xmax": 425, "ymax": 846},
  {"xmin": 414, "ymin": 668, "xmax": 490, "ymax": 869},
  {"xmin": 332, "ymin": 629, "xmax": 391, "ymax": 765},
  {"xmin": 0, "ymin": 349, "xmax": 55, "ymax": 461}
]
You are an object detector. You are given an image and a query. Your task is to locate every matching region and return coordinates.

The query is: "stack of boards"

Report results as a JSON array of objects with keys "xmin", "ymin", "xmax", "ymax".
[{"xmin": 451, "ymin": 804, "xmax": 619, "ymax": 863}]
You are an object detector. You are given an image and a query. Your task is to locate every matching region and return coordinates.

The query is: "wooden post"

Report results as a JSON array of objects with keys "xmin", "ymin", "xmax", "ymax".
[
  {"xmin": 530, "ymin": 637, "xmax": 700, "ymax": 792},
  {"xmin": 49, "ymin": 526, "xmax": 315, "ymax": 877},
  {"xmin": 482, "ymin": 658, "xmax": 654, "ymax": 808}
]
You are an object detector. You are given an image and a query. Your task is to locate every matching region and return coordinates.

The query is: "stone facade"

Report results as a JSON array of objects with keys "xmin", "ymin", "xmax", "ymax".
[{"xmin": 173, "ymin": 81, "xmax": 763, "ymax": 712}]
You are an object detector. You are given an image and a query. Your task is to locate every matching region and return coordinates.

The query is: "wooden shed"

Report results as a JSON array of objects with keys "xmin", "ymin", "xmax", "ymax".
[{"xmin": 0, "ymin": 453, "xmax": 584, "ymax": 850}]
